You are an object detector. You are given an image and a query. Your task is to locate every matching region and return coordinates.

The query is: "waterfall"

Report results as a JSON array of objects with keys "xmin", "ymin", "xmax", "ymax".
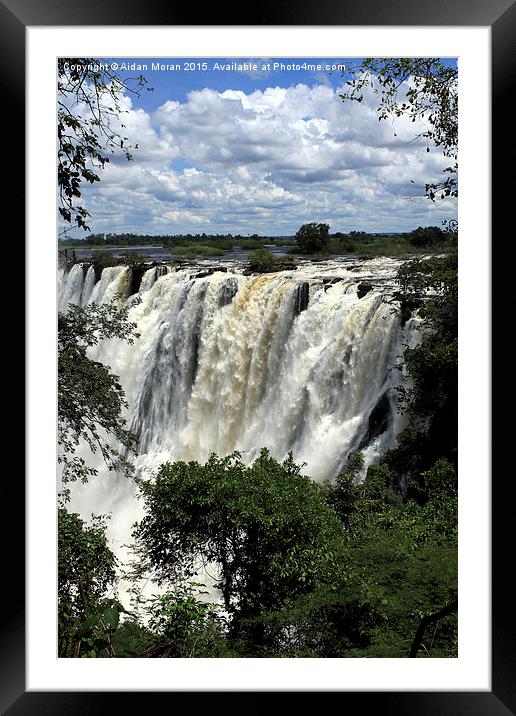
[{"xmin": 58, "ymin": 257, "xmax": 420, "ymax": 602}]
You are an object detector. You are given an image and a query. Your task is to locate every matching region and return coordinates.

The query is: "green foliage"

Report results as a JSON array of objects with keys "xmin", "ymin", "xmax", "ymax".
[
  {"xmin": 59, "ymin": 448, "xmax": 458, "ymax": 658},
  {"xmin": 61, "ymin": 229, "xmax": 457, "ymax": 260},
  {"xmin": 408, "ymin": 225, "xmax": 447, "ymax": 247},
  {"xmin": 58, "ymin": 59, "xmax": 151, "ymax": 234},
  {"xmin": 254, "ymin": 581, "xmax": 380, "ymax": 657},
  {"xmin": 58, "ymin": 509, "xmax": 117, "ymax": 616},
  {"xmin": 87, "ymin": 250, "xmax": 119, "ymax": 278},
  {"xmin": 340, "ymin": 58, "xmax": 458, "ymax": 201},
  {"xmin": 295, "ymin": 223, "xmax": 330, "ymax": 254},
  {"xmin": 58, "ymin": 507, "xmax": 160, "ymax": 658},
  {"xmin": 169, "ymin": 244, "xmax": 225, "ymax": 258},
  {"xmin": 133, "ymin": 449, "xmax": 346, "ymax": 649},
  {"xmin": 391, "ymin": 253, "xmax": 458, "ymax": 492},
  {"xmin": 325, "ymin": 451, "xmax": 364, "ymax": 528},
  {"xmin": 143, "ymin": 583, "xmax": 231, "ymax": 657},
  {"xmin": 326, "ymin": 236, "xmax": 355, "ymax": 254},
  {"xmin": 323, "ymin": 230, "xmax": 457, "ymax": 258},
  {"xmin": 58, "ymin": 298, "xmax": 140, "ymax": 484},
  {"xmin": 247, "ymin": 248, "xmax": 278, "ymax": 272},
  {"xmin": 110, "ymin": 620, "xmax": 155, "ymax": 657},
  {"xmin": 321, "ymin": 458, "xmax": 457, "ymax": 658},
  {"xmin": 119, "ymin": 251, "xmax": 148, "ymax": 269},
  {"xmin": 58, "ymin": 508, "xmax": 119, "ymax": 656},
  {"xmin": 60, "ymin": 231, "xmax": 294, "ymax": 250}
]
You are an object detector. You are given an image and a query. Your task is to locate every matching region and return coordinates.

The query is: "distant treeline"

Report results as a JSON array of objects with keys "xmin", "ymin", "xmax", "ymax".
[
  {"xmin": 59, "ymin": 232, "xmax": 294, "ymax": 250},
  {"xmin": 60, "ymin": 230, "xmax": 409, "ymax": 250},
  {"xmin": 59, "ymin": 225, "xmax": 456, "ymax": 259}
]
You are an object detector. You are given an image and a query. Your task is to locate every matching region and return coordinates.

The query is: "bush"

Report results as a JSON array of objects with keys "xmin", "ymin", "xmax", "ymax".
[{"xmin": 247, "ymin": 248, "xmax": 278, "ymax": 272}]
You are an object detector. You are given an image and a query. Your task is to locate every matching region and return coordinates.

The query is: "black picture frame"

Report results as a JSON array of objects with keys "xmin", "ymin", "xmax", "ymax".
[{"xmin": 8, "ymin": 0, "xmax": 508, "ymax": 711}]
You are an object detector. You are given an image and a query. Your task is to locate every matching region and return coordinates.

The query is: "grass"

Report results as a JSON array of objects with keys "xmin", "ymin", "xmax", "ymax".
[{"xmin": 169, "ymin": 244, "xmax": 226, "ymax": 258}]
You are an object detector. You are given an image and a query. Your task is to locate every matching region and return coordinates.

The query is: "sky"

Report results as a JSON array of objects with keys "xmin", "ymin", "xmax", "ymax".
[{"xmin": 66, "ymin": 57, "xmax": 458, "ymax": 237}]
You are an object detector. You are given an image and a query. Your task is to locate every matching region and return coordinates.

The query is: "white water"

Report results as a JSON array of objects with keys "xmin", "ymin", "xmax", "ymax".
[{"xmin": 58, "ymin": 257, "xmax": 420, "ymax": 604}]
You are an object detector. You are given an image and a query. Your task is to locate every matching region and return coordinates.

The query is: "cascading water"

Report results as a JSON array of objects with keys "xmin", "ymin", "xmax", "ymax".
[{"xmin": 58, "ymin": 256, "xmax": 421, "ymax": 604}]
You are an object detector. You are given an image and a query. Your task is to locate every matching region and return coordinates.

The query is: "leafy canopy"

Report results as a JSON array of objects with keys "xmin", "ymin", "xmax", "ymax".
[
  {"xmin": 58, "ymin": 508, "xmax": 120, "ymax": 657},
  {"xmin": 132, "ymin": 449, "xmax": 346, "ymax": 637},
  {"xmin": 295, "ymin": 222, "xmax": 330, "ymax": 254},
  {"xmin": 408, "ymin": 225, "xmax": 447, "ymax": 248},
  {"xmin": 317, "ymin": 456, "xmax": 458, "ymax": 658}
]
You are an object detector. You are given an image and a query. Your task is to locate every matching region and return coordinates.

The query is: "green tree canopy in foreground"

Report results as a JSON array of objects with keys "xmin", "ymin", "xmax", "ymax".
[
  {"xmin": 127, "ymin": 447, "xmax": 457, "ymax": 657},
  {"xmin": 132, "ymin": 449, "xmax": 346, "ymax": 647},
  {"xmin": 57, "ymin": 447, "xmax": 457, "ymax": 658}
]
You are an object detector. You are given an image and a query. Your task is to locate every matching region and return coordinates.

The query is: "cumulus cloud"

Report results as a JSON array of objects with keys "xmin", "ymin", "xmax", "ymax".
[{"xmin": 79, "ymin": 79, "xmax": 457, "ymax": 235}]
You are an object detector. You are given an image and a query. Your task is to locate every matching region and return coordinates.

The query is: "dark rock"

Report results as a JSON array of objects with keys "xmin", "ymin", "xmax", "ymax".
[
  {"xmin": 357, "ymin": 281, "xmax": 373, "ymax": 299},
  {"xmin": 92, "ymin": 262, "xmax": 104, "ymax": 283},
  {"xmin": 129, "ymin": 264, "xmax": 147, "ymax": 296},
  {"xmin": 321, "ymin": 276, "xmax": 344, "ymax": 285},
  {"xmin": 243, "ymin": 260, "xmax": 297, "ymax": 275},
  {"xmin": 358, "ymin": 391, "xmax": 391, "ymax": 450},
  {"xmin": 195, "ymin": 267, "xmax": 231, "ymax": 279},
  {"xmin": 293, "ymin": 282, "xmax": 310, "ymax": 315},
  {"xmin": 398, "ymin": 296, "xmax": 424, "ymax": 326},
  {"xmin": 218, "ymin": 277, "xmax": 239, "ymax": 307}
]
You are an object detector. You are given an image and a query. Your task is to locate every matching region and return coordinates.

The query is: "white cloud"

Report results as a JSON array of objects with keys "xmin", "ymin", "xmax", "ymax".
[{"xmin": 78, "ymin": 80, "xmax": 457, "ymax": 235}]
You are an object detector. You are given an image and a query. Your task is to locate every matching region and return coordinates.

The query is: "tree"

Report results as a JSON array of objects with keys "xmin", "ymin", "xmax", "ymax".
[
  {"xmin": 58, "ymin": 58, "xmax": 151, "ymax": 234},
  {"xmin": 132, "ymin": 449, "xmax": 346, "ymax": 650},
  {"xmin": 319, "ymin": 457, "xmax": 457, "ymax": 658},
  {"xmin": 340, "ymin": 58, "xmax": 458, "ymax": 201},
  {"xmin": 58, "ymin": 298, "xmax": 141, "ymax": 485},
  {"xmin": 295, "ymin": 222, "xmax": 330, "ymax": 253},
  {"xmin": 58, "ymin": 508, "xmax": 119, "ymax": 656},
  {"xmin": 408, "ymin": 225, "xmax": 446, "ymax": 248}
]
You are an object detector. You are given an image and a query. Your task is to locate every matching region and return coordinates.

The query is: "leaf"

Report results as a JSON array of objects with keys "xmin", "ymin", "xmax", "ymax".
[{"xmin": 103, "ymin": 606, "xmax": 120, "ymax": 630}]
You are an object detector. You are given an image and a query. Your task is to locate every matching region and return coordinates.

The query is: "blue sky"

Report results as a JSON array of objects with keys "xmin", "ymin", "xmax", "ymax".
[
  {"xmin": 109, "ymin": 57, "xmax": 361, "ymax": 110},
  {"xmin": 70, "ymin": 57, "xmax": 458, "ymax": 237}
]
